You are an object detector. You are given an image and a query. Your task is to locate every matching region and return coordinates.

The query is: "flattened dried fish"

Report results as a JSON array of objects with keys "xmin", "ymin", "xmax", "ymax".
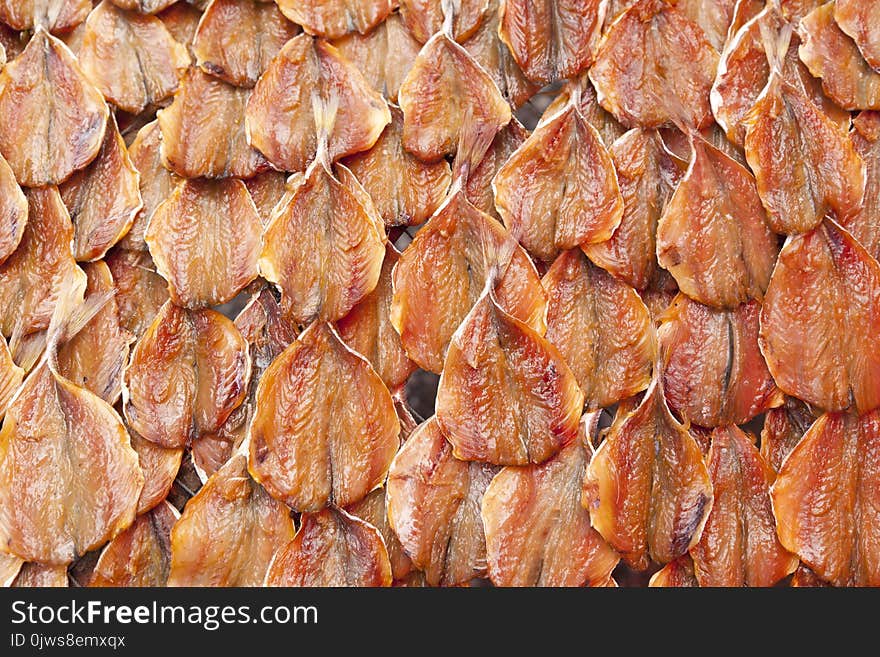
[
  {"xmin": 130, "ymin": 430, "xmax": 182, "ymax": 515},
  {"xmin": 0, "ymin": 29, "xmax": 108, "ymax": 187},
  {"xmin": 436, "ymin": 290, "xmax": 584, "ymax": 466},
  {"xmin": 543, "ymin": 249, "xmax": 654, "ymax": 409},
  {"xmin": 249, "ymin": 321, "xmax": 400, "ymax": 511},
  {"xmin": 0, "ymin": 151, "xmax": 26, "ymax": 266},
  {"xmin": 265, "ymin": 506, "xmax": 391, "ymax": 587},
  {"xmin": 835, "ymin": 0, "xmax": 880, "ymax": 71},
  {"xmin": 0, "ymin": 0, "xmax": 90, "ymax": 33},
  {"xmin": 400, "ymin": 0, "xmax": 489, "ymax": 43},
  {"xmin": 346, "ymin": 487, "xmax": 413, "ymax": 581},
  {"xmin": 277, "ymin": 0, "xmax": 394, "ymax": 40},
  {"xmin": 760, "ymin": 396, "xmax": 817, "ymax": 473},
  {"xmin": 104, "ymin": 248, "xmax": 169, "ymax": 338},
  {"xmin": 649, "ymin": 555, "xmax": 699, "ymax": 587},
  {"xmin": 146, "ymin": 178, "xmax": 262, "ymax": 309},
  {"xmin": 845, "ymin": 111, "xmax": 880, "ymax": 260},
  {"xmin": 386, "ymin": 417, "xmax": 497, "ymax": 586}
]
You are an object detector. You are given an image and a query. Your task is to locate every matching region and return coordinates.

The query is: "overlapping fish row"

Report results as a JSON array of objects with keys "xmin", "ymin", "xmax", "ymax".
[{"xmin": 0, "ymin": 0, "xmax": 877, "ymax": 588}]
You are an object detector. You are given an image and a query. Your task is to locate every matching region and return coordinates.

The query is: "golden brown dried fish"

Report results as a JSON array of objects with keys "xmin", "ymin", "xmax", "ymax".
[
  {"xmin": 0, "ymin": 187, "xmax": 86, "ymax": 339},
  {"xmin": 168, "ymin": 454, "xmax": 294, "ymax": 586},
  {"xmin": 656, "ymin": 134, "xmax": 777, "ymax": 309},
  {"xmin": 835, "ymin": 0, "xmax": 880, "ymax": 71},
  {"xmin": 464, "ymin": 119, "xmax": 528, "ymax": 219},
  {"xmin": 845, "ymin": 111, "xmax": 880, "ymax": 260},
  {"xmin": 346, "ymin": 486, "xmax": 413, "ymax": 581},
  {"xmin": 244, "ymin": 171, "xmax": 287, "ymax": 225},
  {"xmin": 386, "ymin": 417, "xmax": 497, "ymax": 586},
  {"xmin": 482, "ymin": 412, "xmax": 620, "ymax": 587},
  {"xmin": 772, "ymin": 410, "xmax": 880, "ymax": 586},
  {"xmin": 0, "ymin": 29, "xmax": 108, "ymax": 187},
  {"xmin": 78, "ymin": 1, "xmax": 189, "ymax": 114},
  {"xmin": 649, "ymin": 555, "xmax": 700, "ymax": 587},
  {"xmin": 584, "ymin": 375, "xmax": 713, "ymax": 569},
  {"xmin": 760, "ymin": 397, "xmax": 817, "ymax": 473},
  {"xmin": 0, "ymin": 151, "xmax": 26, "ymax": 267},
  {"xmin": 59, "ymin": 116, "xmax": 141, "ymax": 262},
  {"xmin": 259, "ymin": 156, "xmax": 385, "ymax": 324},
  {"xmin": 0, "ymin": 0, "xmax": 90, "ymax": 33},
  {"xmin": 342, "ymin": 105, "xmax": 452, "ymax": 227},
  {"xmin": 759, "ymin": 220, "xmax": 880, "ymax": 414},
  {"xmin": 690, "ymin": 425, "xmax": 797, "ymax": 586},
  {"xmin": 124, "ymin": 301, "xmax": 249, "ymax": 449},
  {"xmin": 798, "ymin": 2, "xmax": 880, "ymax": 111},
  {"xmin": 590, "ymin": 0, "xmax": 719, "ymax": 129},
  {"xmin": 498, "ymin": 0, "xmax": 605, "ymax": 86},
  {"xmin": 193, "ymin": 0, "xmax": 299, "ymax": 87},
  {"xmin": 159, "ymin": 67, "xmax": 269, "ymax": 178},
  {"xmin": 146, "ymin": 178, "xmax": 262, "ymax": 309},
  {"xmin": 494, "ymin": 99, "xmax": 623, "ymax": 262},
  {"xmin": 90, "ymin": 502, "xmax": 177, "ymax": 587},
  {"xmin": 265, "ymin": 506, "xmax": 392, "ymax": 587},
  {"xmin": 399, "ymin": 0, "xmax": 489, "ymax": 43},
  {"xmin": 130, "ymin": 430, "xmax": 182, "ymax": 515},
  {"xmin": 111, "ymin": 0, "xmax": 177, "ymax": 13},
  {"xmin": 104, "ymin": 248, "xmax": 169, "ymax": 338},
  {"xmin": 543, "ymin": 249, "xmax": 654, "ymax": 409},
  {"xmin": 249, "ymin": 321, "xmax": 399, "ymax": 511},
  {"xmin": 391, "ymin": 188, "xmax": 546, "ymax": 373},
  {"xmin": 436, "ymin": 290, "xmax": 584, "ymax": 466},
  {"xmin": 12, "ymin": 563, "xmax": 68, "ymax": 587},
  {"xmin": 660, "ymin": 295, "xmax": 781, "ymax": 427},
  {"xmin": 246, "ymin": 34, "xmax": 390, "ymax": 172},
  {"xmin": 277, "ymin": 0, "xmax": 393, "ymax": 39}
]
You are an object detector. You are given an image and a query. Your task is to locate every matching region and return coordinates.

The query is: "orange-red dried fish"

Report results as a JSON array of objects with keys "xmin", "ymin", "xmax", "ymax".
[
  {"xmin": 59, "ymin": 117, "xmax": 141, "ymax": 262},
  {"xmin": 539, "ymin": 74, "xmax": 626, "ymax": 146},
  {"xmin": 0, "ymin": 152, "xmax": 26, "ymax": 267},
  {"xmin": 260, "ymin": 158, "xmax": 385, "ymax": 324},
  {"xmin": 0, "ymin": 351, "xmax": 143, "ymax": 564},
  {"xmin": 400, "ymin": 0, "xmax": 488, "ymax": 43},
  {"xmin": 111, "ymin": 0, "xmax": 177, "ymax": 13},
  {"xmin": 120, "ymin": 121, "xmax": 180, "ymax": 252},
  {"xmin": 346, "ymin": 487, "xmax": 413, "ymax": 581},
  {"xmin": 0, "ymin": 0, "xmax": 90, "ymax": 32},
  {"xmin": 0, "ymin": 187, "xmax": 86, "ymax": 339},
  {"xmin": 194, "ymin": 286, "xmax": 297, "ymax": 479},
  {"xmin": 391, "ymin": 189, "xmax": 546, "ymax": 373},
  {"xmin": 798, "ymin": 3, "xmax": 880, "ymax": 111},
  {"xmin": 0, "ymin": 337, "xmax": 22, "ymax": 418},
  {"xmin": 772, "ymin": 410, "xmax": 880, "ymax": 587},
  {"xmin": 464, "ymin": 119, "xmax": 528, "ymax": 219},
  {"xmin": 104, "ymin": 248, "xmax": 169, "ymax": 338},
  {"xmin": 436, "ymin": 290, "xmax": 584, "ymax": 466},
  {"xmin": 57, "ymin": 261, "xmax": 132, "ymax": 404},
  {"xmin": 0, "ymin": 552, "xmax": 23, "ymax": 586},
  {"xmin": 462, "ymin": 0, "xmax": 537, "ymax": 108},
  {"xmin": 494, "ymin": 100, "xmax": 623, "ymax": 262},
  {"xmin": 130, "ymin": 430, "xmax": 182, "ymax": 514},
  {"xmin": 12, "ymin": 563, "xmax": 68, "ymax": 587},
  {"xmin": 334, "ymin": 12, "xmax": 421, "ymax": 103},
  {"xmin": 846, "ymin": 111, "xmax": 880, "ymax": 260},
  {"xmin": 244, "ymin": 171, "xmax": 287, "ymax": 225},
  {"xmin": 584, "ymin": 375, "xmax": 713, "ymax": 569},
  {"xmin": 675, "ymin": 0, "xmax": 741, "ymax": 51},
  {"xmin": 342, "ymin": 105, "xmax": 452, "ymax": 227},
  {"xmin": 759, "ymin": 220, "xmax": 880, "ymax": 413},
  {"xmin": 498, "ymin": 0, "xmax": 604, "ymax": 86},
  {"xmin": 584, "ymin": 129, "xmax": 678, "ymax": 291},
  {"xmin": 158, "ymin": 1, "xmax": 201, "ymax": 56},
  {"xmin": 0, "ymin": 29, "xmax": 108, "ymax": 187},
  {"xmin": 276, "ymin": 0, "xmax": 393, "ymax": 39},
  {"xmin": 649, "ymin": 555, "xmax": 699, "ymax": 587},
  {"xmin": 543, "ymin": 249, "xmax": 654, "ymax": 409},
  {"xmin": 124, "ymin": 302, "xmax": 249, "ymax": 449},
  {"xmin": 656, "ymin": 135, "xmax": 777, "ymax": 309},
  {"xmin": 168, "ymin": 454, "xmax": 294, "ymax": 586},
  {"xmin": 398, "ymin": 32, "xmax": 511, "ymax": 164},
  {"xmin": 690, "ymin": 425, "xmax": 796, "ymax": 586},
  {"xmin": 386, "ymin": 417, "xmax": 497, "ymax": 586},
  {"xmin": 660, "ymin": 295, "xmax": 781, "ymax": 427},
  {"xmin": 249, "ymin": 321, "xmax": 399, "ymax": 511},
  {"xmin": 78, "ymin": 1, "xmax": 189, "ymax": 114},
  {"xmin": 760, "ymin": 397, "xmax": 816, "ymax": 473},
  {"xmin": 743, "ymin": 55, "xmax": 865, "ymax": 234},
  {"xmin": 337, "ymin": 244, "xmax": 416, "ymax": 392},
  {"xmin": 90, "ymin": 502, "xmax": 177, "ymax": 587},
  {"xmin": 159, "ymin": 67, "xmax": 268, "ymax": 178},
  {"xmin": 146, "ymin": 178, "xmax": 262, "ymax": 309},
  {"xmin": 266, "ymin": 506, "xmax": 391, "ymax": 587},
  {"xmin": 482, "ymin": 412, "xmax": 619, "ymax": 587},
  {"xmin": 835, "ymin": 0, "xmax": 880, "ymax": 71},
  {"xmin": 780, "ymin": 0, "xmax": 822, "ymax": 21},
  {"xmin": 246, "ymin": 34, "xmax": 390, "ymax": 172},
  {"xmin": 193, "ymin": 0, "xmax": 299, "ymax": 87},
  {"xmin": 712, "ymin": 8, "xmax": 849, "ymax": 147},
  {"xmin": 590, "ymin": 0, "xmax": 718, "ymax": 129}
]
